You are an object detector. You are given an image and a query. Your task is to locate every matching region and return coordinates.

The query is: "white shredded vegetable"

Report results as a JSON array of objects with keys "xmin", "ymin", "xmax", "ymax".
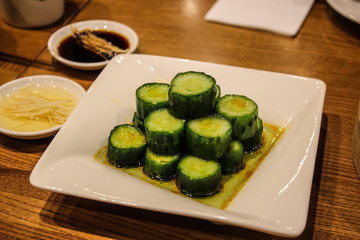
[{"xmin": 0, "ymin": 84, "xmax": 78, "ymax": 128}]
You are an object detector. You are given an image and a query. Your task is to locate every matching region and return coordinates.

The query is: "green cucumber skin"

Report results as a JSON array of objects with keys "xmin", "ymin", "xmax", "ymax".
[
  {"xmin": 107, "ymin": 125, "xmax": 146, "ymax": 168},
  {"xmin": 136, "ymin": 83, "xmax": 170, "ymax": 120},
  {"xmin": 186, "ymin": 127, "xmax": 232, "ymax": 160},
  {"xmin": 176, "ymin": 156, "xmax": 222, "ymax": 198},
  {"xmin": 242, "ymin": 118, "xmax": 263, "ymax": 151},
  {"xmin": 233, "ymin": 115, "xmax": 257, "ymax": 141},
  {"xmin": 168, "ymin": 71, "xmax": 216, "ymax": 119},
  {"xmin": 186, "ymin": 116, "xmax": 232, "ymax": 160},
  {"xmin": 107, "ymin": 145, "xmax": 146, "ymax": 168},
  {"xmin": 216, "ymin": 95, "xmax": 258, "ymax": 141},
  {"xmin": 169, "ymin": 87, "xmax": 215, "ymax": 119},
  {"xmin": 144, "ymin": 109, "xmax": 186, "ymax": 155},
  {"xmin": 145, "ymin": 128, "xmax": 185, "ymax": 155},
  {"xmin": 211, "ymin": 84, "xmax": 221, "ymax": 112},
  {"xmin": 132, "ymin": 111, "xmax": 145, "ymax": 132},
  {"xmin": 220, "ymin": 141, "xmax": 244, "ymax": 175},
  {"xmin": 143, "ymin": 149, "xmax": 181, "ymax": 181}
]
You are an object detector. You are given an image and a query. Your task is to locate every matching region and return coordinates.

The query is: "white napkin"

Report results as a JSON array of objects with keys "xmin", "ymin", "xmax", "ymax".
[{"xmin": 205, "ymin": 0, "xmax": 315, "ymax": 37}]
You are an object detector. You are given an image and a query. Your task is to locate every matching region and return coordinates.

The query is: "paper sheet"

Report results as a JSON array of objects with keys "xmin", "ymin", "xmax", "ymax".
[{"xmin": 205, "ymin": 0, "xmax": 315, "ymax": 37}]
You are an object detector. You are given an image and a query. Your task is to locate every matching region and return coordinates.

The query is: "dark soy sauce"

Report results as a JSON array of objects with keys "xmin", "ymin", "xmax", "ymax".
[{"xmin": 58, "ymin": 30, "xmax": 130, "ymax": 63}]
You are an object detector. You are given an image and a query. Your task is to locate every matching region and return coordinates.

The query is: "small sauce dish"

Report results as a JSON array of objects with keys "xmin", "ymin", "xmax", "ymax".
[
  {"xmin": 0, "ymin": 75, "xmax": 86, "ymax": 139},
  {"xmin": 47, "ymin": 20, "xmax": 139, "ymax": 70}
]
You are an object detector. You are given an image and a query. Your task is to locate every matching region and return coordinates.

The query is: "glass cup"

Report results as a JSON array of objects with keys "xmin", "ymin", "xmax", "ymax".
[{"xmin": 0, "ymin": 0, "xmax": 64, "ymax": 28}]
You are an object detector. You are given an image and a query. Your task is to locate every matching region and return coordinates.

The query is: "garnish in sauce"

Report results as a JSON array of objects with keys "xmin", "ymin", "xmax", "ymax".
[{"xmin": 58, "ymin": 29, "xmax": 130, "ymax": 63}]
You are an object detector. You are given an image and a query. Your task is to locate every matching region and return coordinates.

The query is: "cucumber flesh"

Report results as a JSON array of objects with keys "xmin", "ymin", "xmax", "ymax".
[
  {"xmin": 107, "ymin": 124, "xmax": 146, "ymax": 168},
  {"xmin": 176, "ymin": 155, "xmax": 222, "ymax": 198},
  {"xmin": 144, "ymin": 108, "xmax": 185, "ymax": 155},
  {"xmin": 242, "ymin": 117, "xmax": 263, "ymax": 151},
  {"xmin": 220, "ymin": 141, "xmax": 244, "ymax": 174},
  {"xmin": 187, "ymin": 115, "xmax": 232, "ymax": 160},
  {"xmin": 143, "ymin": 148, "xmax": 181, "ymax": 181},
  {"xmin": 216, "ymin": 94, "xmax": 258, "ymax": 141},
  {"xmin": 212, "ymin": 84, "xmax": 221, "ymax": 111},
  {"xmin": 169, "ymin": 71, "xmax": 216, "ymax": 119},
  {"xmin": 171, "ymin": 72, "xmax": 214, "ymax": 95},
  {"xmin": 136, "ymin": 83, "xmax": 170, "ymax": 120}
]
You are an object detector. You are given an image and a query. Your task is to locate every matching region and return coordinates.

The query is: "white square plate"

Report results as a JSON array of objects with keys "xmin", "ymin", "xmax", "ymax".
[{"xmin": 30, "ymin": 54, "xmax": 326, "ymax": 237}]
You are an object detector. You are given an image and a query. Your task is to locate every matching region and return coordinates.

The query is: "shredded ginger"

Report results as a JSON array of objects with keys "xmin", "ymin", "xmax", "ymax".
[
  {"xmin": 73, "ymin": 29, "xmax": 129, "ymax": 60},
  {"xmin": 0, "ymin": 85, "xmax": 78, "ymax": 128}
]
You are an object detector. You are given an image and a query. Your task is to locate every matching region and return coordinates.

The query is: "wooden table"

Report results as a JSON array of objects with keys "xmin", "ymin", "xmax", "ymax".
[{"xmin": 1, "ymin": 0, "xmax": 359, "ymax": 239}]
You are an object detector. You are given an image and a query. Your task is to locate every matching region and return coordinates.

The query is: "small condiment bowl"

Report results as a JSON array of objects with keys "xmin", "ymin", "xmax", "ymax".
[
  {"xmin": 47, "ymin": 20, "xmax": 139, "ymax": 70},
  {"xmin": 0, "ymin": 75, "xmax": 86, "ymax": 139}
]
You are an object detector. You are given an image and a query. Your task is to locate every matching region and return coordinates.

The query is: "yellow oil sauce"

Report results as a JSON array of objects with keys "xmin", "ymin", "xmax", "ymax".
[
  {"xmin": 95, "ymin": 123, "xmax": 284, "ymax": 209},
  {"xmin": 0, "ymin": 85, "xmax": 79, "ymax": 132}
]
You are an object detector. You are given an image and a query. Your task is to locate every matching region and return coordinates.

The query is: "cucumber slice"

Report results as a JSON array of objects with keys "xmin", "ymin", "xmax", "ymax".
[
  {"xmin": 144, "ymin": 108, "xmax": 185, "ymax": 155},
  {"xmin": 242, "ymin": 117, "xmax": 263, "ymax": 151},
  {"xmin": 187, "ymin": 115, "xmax": 232, "ymax": 160},
  {"xmin": 132, "ymin": 111, "xmax": 144, "ymax": 131},
  {"xmin": 136, "ymin": 82, "xmax": 170, "ymax": 120},
  {"xmin": 176, "ymin": 155, "xmax": 222, "ymax": 198},
  {"xmin": 107, "ymin": 124, "xmax": 146, "ymax": 168},
  {"xmin": 216, "ymin": 94, "xmax": 258, "ymax": 141},
  {"xmin": 143, "ymin": 148, "xmax": 181, "ymax": 181},
  {"xmin": 168, "ymin": 71, "xmax": 216, "ymax": 119},
  {"xmin": 220, "ymin": 141, "xmax": 244, "ymax": 174},
  {"xmin": 212, "ymin": 84, "xmax": 221, "ymax": 111}
]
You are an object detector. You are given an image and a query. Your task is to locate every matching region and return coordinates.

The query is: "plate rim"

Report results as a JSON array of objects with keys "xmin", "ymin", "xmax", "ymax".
[{"xmin": 327, "ymin": 0, "xmax": 360, "ymax": 24}]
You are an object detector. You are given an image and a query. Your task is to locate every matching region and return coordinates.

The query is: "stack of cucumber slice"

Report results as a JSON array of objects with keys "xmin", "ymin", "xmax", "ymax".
[{"xmin": 107, "ymin": 71, "xmax": 264, "ymax": 198}]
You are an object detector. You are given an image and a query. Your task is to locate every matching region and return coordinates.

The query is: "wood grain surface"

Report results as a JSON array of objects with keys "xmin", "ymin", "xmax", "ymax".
[{"xmin": 0, "ymin": 0, "xmax": 359, "ymax": 239}]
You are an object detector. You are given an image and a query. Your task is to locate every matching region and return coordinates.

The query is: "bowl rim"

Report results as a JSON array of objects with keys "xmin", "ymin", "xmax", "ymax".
[
  {"xmin": 0, "ymin": 75, "xmax": 86, "ymax": 139},
  {"xmin": 47, "ymin": 19, "xmax": 139, "ymax": 70}
]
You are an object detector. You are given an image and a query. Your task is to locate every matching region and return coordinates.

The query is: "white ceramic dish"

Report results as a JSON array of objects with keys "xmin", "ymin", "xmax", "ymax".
[
  {"xmin": 0, "ymin": 75, "xmax": 85, "ymax": 139},
  {"xmin": 30, "ymin": 55, "xmax": 326, "ymax": 237},
  {"xmin": 47, "ymin": 20, "xmax": 139, "ymax": 70},
  {"xmin": 327, "ymin": 0, "xmax": 360, "ymax": 24}
]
